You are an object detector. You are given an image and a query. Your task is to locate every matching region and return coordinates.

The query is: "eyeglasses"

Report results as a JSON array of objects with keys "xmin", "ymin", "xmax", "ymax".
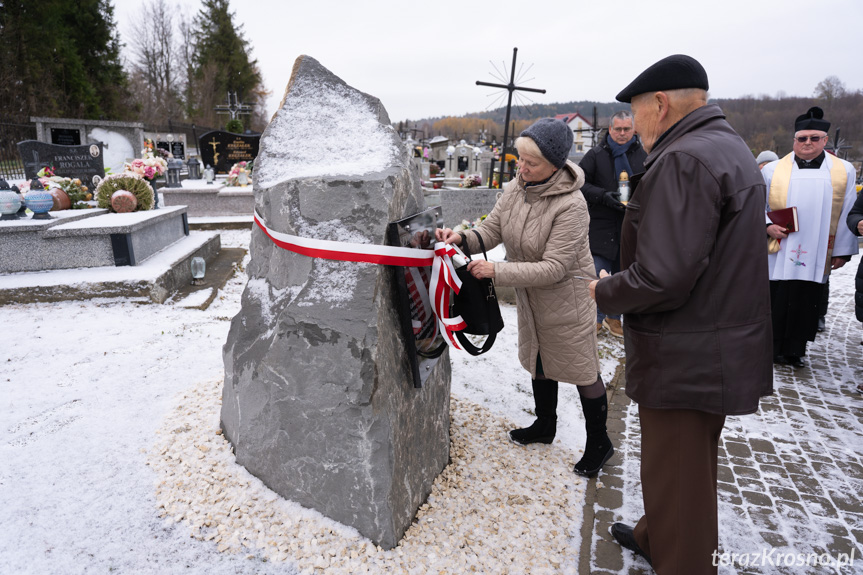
[
  {"xmin": 795, "ymin": 135, "xmax": 825, "ymax": 143},
  {"xmin": 611, "ymin": 127, "xmax": 633, "ymax": 133}
]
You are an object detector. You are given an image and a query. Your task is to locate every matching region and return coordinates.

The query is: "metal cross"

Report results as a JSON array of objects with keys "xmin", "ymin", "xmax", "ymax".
[
  {"xmin": 476, "ymin": 48, "xmax": 546, "ymax": 188},
  {"xmin": 214, "ymin": 92, "xmax": 252, "ymax": 120}
]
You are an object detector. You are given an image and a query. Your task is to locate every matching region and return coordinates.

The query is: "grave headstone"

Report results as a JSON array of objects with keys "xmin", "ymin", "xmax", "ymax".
[
  {"xmin": 198, "ymin": 130, "xmax": 259, "ymax": 174},
  {"xmin": 221, "ymin": 55, "xmax": 450, "ymax": 550},
  {"xmin": 32, "ymin": 117, "xmax": 143, "ymax": 174},
  {"xmin": 17, "ymin": 140, "xmax": 105, "ymax": 187}
]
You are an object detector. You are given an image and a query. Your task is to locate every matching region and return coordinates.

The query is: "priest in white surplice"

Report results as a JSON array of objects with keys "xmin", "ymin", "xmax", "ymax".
[{"xmin": 763, "ymin": 106, "xmax": 858, "ymax": 368}]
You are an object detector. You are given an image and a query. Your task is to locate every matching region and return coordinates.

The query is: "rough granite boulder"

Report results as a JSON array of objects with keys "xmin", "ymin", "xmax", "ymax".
[{"xmin": 221, "ymin": 55, "xmax": 451, "ymax": 549}]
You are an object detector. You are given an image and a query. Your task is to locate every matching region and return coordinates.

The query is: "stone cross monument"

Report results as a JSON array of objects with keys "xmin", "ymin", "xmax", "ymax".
[{"xmin": 221, "ymin": 55, "xmax": 451, "ymax": 549}]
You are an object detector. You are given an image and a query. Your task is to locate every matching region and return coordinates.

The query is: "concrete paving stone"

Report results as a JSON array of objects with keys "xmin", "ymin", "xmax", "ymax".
[
  {"xmin": 821, "ymin": 520, "xmax": 851, "ymax": 538},
  {"xmin": 606, "ymin": 418, "xmax": 625, "ymax": 432},
  {"xmin": 788, "ymin": 474, "xmax": 826, "ymax": 496},
  {"xmin": 851, "ymin": 529, "xmax": 863, "ymax": 546},
  {"xmin": 777, "ymin": 387, "xmax": 800, "ymax": 399},
  {"xmin": 824, "ymin": 536, "xmax": 859, "ymax": 558},
  {"xmin": 798, "ymin": 493, "xmax": 837, "ymax": 517},
  {"xmin": 593, "ymin": 538, "xmax": 625, "ymax": 572},
  {"xmin": 768, "ymin": 485, "xmax": 801, "ymax": 502},
  {"xmin": 741, "ymin": 490, "xmax": 773, "ymax": 508},
  {"xmin": 718, "ymin": 482, "xmax": 740, "ymax": 496},
  {"xmin": 784, "ymin": 403, "xmax": 806, "ymax": 413},
  {"xmin": 758, "ymin": 530, "xmax": 788, "ymax": 549},
  {"xmin": 737, "ymin": 477, "xmax": 767, "ymax": 492},
  {"xmin": 594, "ymin": 508, "xmax": 618, "ymax": 526},
  {"xmin": 759, "ymin": 463, "xmax": 790, "ymax": 478},
  {"xmin": 747, "ymin": 506, "xmax": 780, "ymax": 531},
  {"xmin": 595, "ymin": 487, "xmax": 622, "ymax": 510},
  {"xmin": 775, "ymin": 500, "xmax": 809, "ymax": 525},
  {"xmin": 717, "ymin": 464, "xmax": 734, "ymax": 484},
  {"xmin": 724, "ymin": 441, "xmax": 753, "ymax": 458},
  {"xmin": 599, "ymin": 475, "xmax": 624, "ymax": 490},
  {"xmin": 733, "ymin": 465, "xmax": 762, "ymax": 480},
  {"xmin": 753, "ymin": 452, "xmax": 784, "ymax": 466}
]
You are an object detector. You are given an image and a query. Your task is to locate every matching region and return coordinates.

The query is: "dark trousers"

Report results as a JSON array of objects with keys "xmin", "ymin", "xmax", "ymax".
[
  {"xmin": 633, "ymin": 406, "xmax": 726, "ymax": 575},
  {"xmin": 770, "ymin": 280, "xmax": 822, "ymax": 357}
]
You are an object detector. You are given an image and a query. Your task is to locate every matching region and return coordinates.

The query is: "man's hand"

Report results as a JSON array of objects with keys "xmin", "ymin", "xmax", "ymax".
[
  {"xmin": 831, "ymin": 257, "xmax": 847, "ymax": 270},
  {"xmin": 589, "ymin": 269, "xmax": 610, "ymax": 301},
  {"xmin": 601, "ymin": 190, "xmax": 625, "ymax": 212},
  {"xmin": 858, "ymin": 220, "xmax": 863, "ymax": 235},
  {"xmin": 766, "ymin": 224, "xmax": 788, "ymax": 240}
]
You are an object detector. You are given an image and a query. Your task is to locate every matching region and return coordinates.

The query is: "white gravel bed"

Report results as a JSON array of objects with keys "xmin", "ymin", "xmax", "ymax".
[{"xmin": 148, "ymin": 379, "xmax": 585, "ymax": 574}]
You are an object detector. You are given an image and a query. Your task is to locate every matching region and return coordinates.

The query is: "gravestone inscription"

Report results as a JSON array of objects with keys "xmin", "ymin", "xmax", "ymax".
[
  {"xmin": 198, "ymin": 130, "xmax": 259, "ymax": 174},
  {"xmin": 50, "ymin": 128, "xmax": 81, "ymax": 146},
  {"xmin": 17, "ymin": 140, "xmax": 105, "ymax": 186},
  {"xmin": 156, "ymin": 140, "xmax": 186, "ymax": 160}
]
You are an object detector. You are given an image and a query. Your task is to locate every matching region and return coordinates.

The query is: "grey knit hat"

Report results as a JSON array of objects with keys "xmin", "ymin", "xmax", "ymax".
[
  {"xmin": 755, "ymin": 150, "xmax": 779, "ymax": 164},
  {"xmin": 520, "ymin": 118, "xmax": 573, "ymax": 168}
]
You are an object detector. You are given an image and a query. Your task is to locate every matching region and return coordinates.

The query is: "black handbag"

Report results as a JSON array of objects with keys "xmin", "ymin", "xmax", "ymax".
[{"xmin": 452, "ymin": 230, "xmax": 504, "ymax": 355}]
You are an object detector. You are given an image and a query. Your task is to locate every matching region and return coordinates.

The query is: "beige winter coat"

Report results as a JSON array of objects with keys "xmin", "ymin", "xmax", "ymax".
[{"xmin": 462, "ymin": 161, "xmax": 599, "ymax": 385}]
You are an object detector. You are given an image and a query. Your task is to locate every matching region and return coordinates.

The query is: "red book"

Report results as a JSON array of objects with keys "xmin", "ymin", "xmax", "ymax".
[{"xmin": 767, "ymin": 206, "xmax": 798, "ymax": 232}]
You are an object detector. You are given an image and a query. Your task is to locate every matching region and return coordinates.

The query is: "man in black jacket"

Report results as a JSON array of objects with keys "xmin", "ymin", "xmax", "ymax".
[{"xmin": 578, "ymin": 111, "xmax": 647, "ymax": 337}]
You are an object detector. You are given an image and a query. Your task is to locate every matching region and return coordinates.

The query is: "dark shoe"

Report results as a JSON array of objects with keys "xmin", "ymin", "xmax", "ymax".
[
  {"xmin": 786, "ymin": 355, "xmax": 806, "ymax": 369},
  {"xmin": 610, "ymin": 523, "xmax": 652, "ymax": 565},
  {"xmin": 509, "ymin": 418, "xmax": 556, "ymax": 445},
  {"xmin": 573, "ymin": 391, "xmax": 614, "ymax": 477},
  {"xmin": 817, "ymin": 317, "xmax": 826, "ymax": 332},
  {"xmin": 773, "ymin": 354, "xmax": 787, "ymax": 365}
]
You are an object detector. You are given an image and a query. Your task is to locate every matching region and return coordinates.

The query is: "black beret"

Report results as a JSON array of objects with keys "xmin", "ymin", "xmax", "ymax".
[
  {"xmin": 794, "ymin": 106, "xmax": 830, "ymax": 132},
  {"xmin": 616, "ymin": 54, "xmax": 709, "ymax": 103}
]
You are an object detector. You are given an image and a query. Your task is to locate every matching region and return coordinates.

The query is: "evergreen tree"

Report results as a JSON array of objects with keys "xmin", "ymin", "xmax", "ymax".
[
  {"xmin": 189, "ymin": 0, "xmax": 262, "ymax": 128},
  {"xmin": 0, "ymin": 0, "xmax": 130, "ymax": 121}
]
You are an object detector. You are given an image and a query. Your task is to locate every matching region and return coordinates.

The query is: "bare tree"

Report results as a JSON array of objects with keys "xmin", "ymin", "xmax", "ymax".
[{"xmin": 127, "ymin": 0, "xmax": 181, "ymax": 124}]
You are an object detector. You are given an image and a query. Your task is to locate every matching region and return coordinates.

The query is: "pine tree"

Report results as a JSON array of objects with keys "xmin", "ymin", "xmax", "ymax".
[
  {"xmin": 0, "ymin": 0, "xmax": 131, "ymax": 121},
  {"xmin": 189, "ymin": 0, "xmax": 262, "ymax": 128}
]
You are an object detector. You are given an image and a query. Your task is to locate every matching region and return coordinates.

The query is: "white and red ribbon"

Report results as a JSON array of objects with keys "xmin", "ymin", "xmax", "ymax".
[{"xmin": 253, "ymin": 211, "xmax": 467, "ymax": 349}]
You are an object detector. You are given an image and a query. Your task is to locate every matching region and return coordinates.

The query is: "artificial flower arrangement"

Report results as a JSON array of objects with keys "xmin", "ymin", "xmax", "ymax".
[
  {"xmin": 19, "ymin": 167, "xmax": 93, "ymax": 209},
  {"xmin": 94, "ymin": 172, "xmax": 154, "ymax": 212},
  {"xmin": 126, "ymin": 140, "xmax": 168, "ymax": 182},
  {"xmin": 226, "ymin": 161, "xmax": 253, "ymax": 186},
  {"xmin": 452, "ymin": 214, "xmax": 488, "ymax": 232},
  {"xmin": 459, "ymin": 174, "xmax": 482, "ymax": 188}
]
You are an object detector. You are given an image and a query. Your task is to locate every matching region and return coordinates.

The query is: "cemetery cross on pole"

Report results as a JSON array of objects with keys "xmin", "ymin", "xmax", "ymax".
[{"xmin": 476, "ymin": 47, "xmax": 546, "ymax": 188}]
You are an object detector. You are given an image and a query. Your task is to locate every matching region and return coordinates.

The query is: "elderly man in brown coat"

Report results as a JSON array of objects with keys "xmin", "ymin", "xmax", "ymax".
[
  {"xmin": 590, "ymin": 55, "xmax": 773, "ymax": 574},
  {"xmin": 437, "ymin": 117, "xmax": 615, "ymax": 479}
]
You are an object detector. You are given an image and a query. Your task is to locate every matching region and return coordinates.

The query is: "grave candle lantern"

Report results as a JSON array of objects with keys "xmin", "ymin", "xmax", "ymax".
[
  {"xmin": 186, "ymin": 156, "xmax": 202, "ymax": 180},
  {"xmin": 24, "ymin": 177, "xmax": 54, "ymax": 220},
  {"xmin": 204, "ymin": 165, "xmax": 215, "ymax": 184},
  {"xmin": 0, "ymin": 178, "xmax": 21, "ymax": 220},
  {"xmin": 166, "ymin": 158, "xmax": 183, "ymax": 188},
  {"xmin": 190, "ymin": 256, "xmax": 206, "ymax": 285}
]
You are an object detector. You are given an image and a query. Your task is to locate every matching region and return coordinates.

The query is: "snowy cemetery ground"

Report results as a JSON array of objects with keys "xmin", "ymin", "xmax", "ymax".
[
  {"xmin": 2, "ymin": 226, "xmax": 862, "ymax": 574},
  {"xmin": 1, "ymin": 227, "xmax": 621, "ymax": 574}
]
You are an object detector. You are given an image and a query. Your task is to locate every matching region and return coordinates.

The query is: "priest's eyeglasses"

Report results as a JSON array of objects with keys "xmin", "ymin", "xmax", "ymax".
[{"xmin": 795, "ymin": 135, "xmax": 824, "ymax": 143}]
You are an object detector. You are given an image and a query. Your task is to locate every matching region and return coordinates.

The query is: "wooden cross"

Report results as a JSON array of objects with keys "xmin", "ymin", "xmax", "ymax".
[{"xmin": 476, "ymin": 47, "xmax": 546, "ymax": 188}]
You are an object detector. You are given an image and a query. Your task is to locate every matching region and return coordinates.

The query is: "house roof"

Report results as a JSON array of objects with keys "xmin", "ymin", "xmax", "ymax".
[{"xmin": 554, "ymin": 113, "xmax": 592, "ymax": 128}]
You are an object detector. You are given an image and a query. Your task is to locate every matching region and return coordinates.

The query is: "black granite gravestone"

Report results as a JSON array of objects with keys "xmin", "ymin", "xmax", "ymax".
[
  {"xmin": 198, "ymin": 130, "xmax": 259, "ymax": 174},
  {"xmin": 17, "ymin": 140, "xmax": 105, "ymax": 186},
  {"xmin": 157, "ymin": 140, "xmax": 186, "ymax": 160}
]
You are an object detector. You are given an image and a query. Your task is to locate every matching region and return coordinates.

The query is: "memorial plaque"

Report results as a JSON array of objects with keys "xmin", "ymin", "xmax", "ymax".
[
  {"xmin": 50, "ymin": 128, "xmax": 81, "ymax": 146},
  {"xmin": 386, "ymin": 206, "xmax": 446, "ymax": 388},
  {"xmin": 157, "ymin": 140, "xmax": 186, "ymax": 160},
  {"xmin": 17, "ymin": 140, "xmax": 105, "ymax": 186},
  {"xmin": 198, "ymin": 130, "xmax": 259, "ymax": 174}
]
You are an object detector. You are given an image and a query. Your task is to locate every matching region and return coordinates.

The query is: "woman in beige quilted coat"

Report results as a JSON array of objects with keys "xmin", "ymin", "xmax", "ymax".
[{"xmin": 435, "ymin": 118, "xmax": 614, "ymax": 478}]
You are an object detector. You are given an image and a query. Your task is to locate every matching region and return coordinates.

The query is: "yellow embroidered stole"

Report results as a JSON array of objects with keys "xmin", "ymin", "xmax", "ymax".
[{"xmin": 768, "ymin": 153, "xmax": 847, "ymax": 274}]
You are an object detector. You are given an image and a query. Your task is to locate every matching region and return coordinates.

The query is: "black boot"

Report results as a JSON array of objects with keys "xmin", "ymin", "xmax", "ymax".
[
  {"xmin": 510, "ymin": 378, "xmax": 558, "ymax": 445},
  {"xmin": 573, "ymin": 393, "xmax": 614, "ymax": 477}
]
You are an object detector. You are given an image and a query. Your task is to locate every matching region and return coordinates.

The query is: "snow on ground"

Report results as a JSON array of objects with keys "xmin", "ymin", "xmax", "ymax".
[{"xmin": 0, "ymin": 227, "xmax": 622, "ymax": 574}]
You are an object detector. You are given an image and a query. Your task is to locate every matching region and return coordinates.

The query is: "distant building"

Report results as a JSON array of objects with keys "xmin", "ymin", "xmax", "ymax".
[{"xmin": 554, "ymin": 113, "xmax": 594, "ymax": 155}]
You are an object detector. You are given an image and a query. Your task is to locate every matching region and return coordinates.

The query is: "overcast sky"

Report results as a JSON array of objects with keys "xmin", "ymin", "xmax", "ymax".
[{"xmin": 113, "ymin": 0, "xmax": 862, "ymax": 124}]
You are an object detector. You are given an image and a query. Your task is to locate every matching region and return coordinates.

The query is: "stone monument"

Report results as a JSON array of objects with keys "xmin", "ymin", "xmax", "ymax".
[{"xmin": 221, "ymin": 55, "xmax": 451, "ymax": 549}]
